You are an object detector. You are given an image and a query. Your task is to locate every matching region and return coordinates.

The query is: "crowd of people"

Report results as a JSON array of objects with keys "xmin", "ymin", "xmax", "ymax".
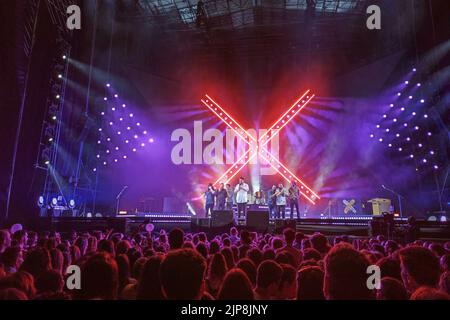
[{"xmin": 0, "ymin": 223, "xmax": 449, "ymax": 300}]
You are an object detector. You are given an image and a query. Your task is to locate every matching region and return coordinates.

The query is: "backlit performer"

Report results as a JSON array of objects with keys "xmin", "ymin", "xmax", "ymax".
[
  {"xmin": 204, "ymin": 183, "xmax": 216, "ymax": 216},
  {"xmin": 288, "ymin": 181, "xmax": 301, "ymax": 219},
  {"xmin": 234, "ymin": 177, "xmax": 249, "ymax": 218}
]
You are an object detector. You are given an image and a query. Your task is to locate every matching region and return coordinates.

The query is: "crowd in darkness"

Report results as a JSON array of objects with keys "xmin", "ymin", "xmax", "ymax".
[{"xmin": 0, "ymin": 224, "xmax": 449, "ymax": 300}]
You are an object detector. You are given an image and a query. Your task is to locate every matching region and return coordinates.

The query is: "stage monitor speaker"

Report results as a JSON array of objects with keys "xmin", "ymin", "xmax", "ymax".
[
  {"xmin": 274, "ymin": 219, "xmax": 296, "ymax": 234},
  {"xmin": 246, "ymin": 210, "xmax": 270, "ymax": 232},
  {"xmin": 212, "ymin": 210, "xmax": 234, "ymax": 227},
  {"xmin": 191, "ymin": 218, "xmax": 211, "ymax": 228}
]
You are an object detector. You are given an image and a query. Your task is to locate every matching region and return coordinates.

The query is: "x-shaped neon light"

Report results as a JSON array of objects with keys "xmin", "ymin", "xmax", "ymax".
[{"xmin": 200, "ymin": 90, "xmax": 320, "ymax": 204}]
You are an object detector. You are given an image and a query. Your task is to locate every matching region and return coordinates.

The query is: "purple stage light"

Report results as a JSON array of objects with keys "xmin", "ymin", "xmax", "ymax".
[
  {"xmin": 143, "ymin": 131, "xmax": 148, "ymax": 135},
  {"xmin": 429, "ymin": 150, "xmax": 434, "ymax": 155},
  {"xmin": 107, "ymin": 138, "xmax": 111, "ymax": 142},
  {"xmin": 103, "ymin": 161, "xmax": 107, "ymax": 166},
  {"xmin": 396, "ymin": 133, "xmax": 400, "ymax": 137},
  {"xmin": 114, "ymin": 159, "xmax": 118, "ymax": 163},
  {"xmin": 106, "ymin": 150, "xmax": 110, "ymax": 154},
  {"xmin": 114, "ymin": 94, "xmax": 118, "ymax": 98},
  {"xmin": 424, "ymin": 114, "xmax": 428, "ymax": 118},
  {"xmin": 412, "ymin": 112, "xmax": 416, "ymax": 116},
  {"xmin": 397, "ymin": 92, "xmax": 401, "ymax": 96},
  {"xmin": 385, "ymin": 128, "xmax": 390, "ymax": 132},
  {"xmin": 412, "ymin": 68, "xmax": 416, "ymax": 72},
  {"xmin": 393, "ymin": 118, "xmax": 397, "ymax": 122},
  {"xmin": 112, "ymin": 107, "xmax": 116, "ymax": 111},
  {"xmin": 418, "ymin": 143, "xmax": 422, "ymax": 148},
  {"xmin": 409, "ymin": 155, "xmax": 414, "ymax": 159},
  {"xmin": 434, "ymin": 165, "xmax": 439, "ymax": 170},
  {"xmin": 427, "ymin": 132, "xmax": 432, "ymax": 136},
  {"xmin": 56, "ymin": 95, "xmax": 60, "ymax": 99},
  {"xmin": 136, "ymin": 123, "xmax": 141, "ymax": 126},
  {"xmin": 109, "ymin": 122, "xmax": 113, "ymax": 126},
  {"xmin": 127, "ymin": 127, "xmax": 131, "ymax": 131},
  {"xmin": 400, "ymin": 107, "xmax": 405, "ymax": 111},
  {"xmin": 389, "ymin": 104, "xmax": 394, "ymax": 108},
  {"xmin": 96, "ymin": 154, "xmax": 100, "ymax": 158},
  {"xmin": 123, "ymin": 155, "xmax": 127, "ymax": 159},
  {"xmin": 388, "ymin": 144, "xmax": 392, "ymax": 147},
  {"xmin": 420, "ymin": 99, "xmax": 425, "ymax": 103},
  {"xmin": 62, "ymin": 55, "xmax": 67, "ymax": 60},
  {"xmin": 414, "ymin": 126, "xmax": 419, "ymax": 130},
  {"xmin": 404, "ymin": 81, "xmax": 409, "ymax": 84},
  {"xmin": 122, "ymin": 104, "xmax": 126, "ymax": 108},
  {"xmin": 101, "ymin": 112, "xmax": 105, "ymax": 116},
  {"xmin": 379, "ymin": 138, "xmax": 383, "ymax": 142},
  {"xmin": 132, "ymin": 148, "xmax": 137, "ymax": 152},
  {"xmin": 398, "ymin": 147, "xmax": 403, "ymax": 152},
  {"xmin": 120, "ymin": 118, "xmax": 124, "ymax": 122},
  {"xmin": 125, "ymin": 140, "xmax": 129, "ymax": 144},
  {"xmin": 408, "ymin": 96, "xmax": 413, "ymax": 100},
  {"xmin": 106, "ymin": 83, "xmax": 111, "ymax": 87},
  {"xmin": 149, "ymin": 138, "xmax": 154, "ymax": 143},
  {"xmin": 376, "ymin": 125, "xmax": 380, "ymax": 129},
  {"xmin": 93, "ymin": 168, "xmax": 97, "ymax": 172},
  {"xmin": 98, "ymin": 128, "xmax": 102, "ymax": 132},
  {"xmin": 383, "ymin": 114, "xmax": 387, "ymax": 118},
  {"xmin": 370, "ymin": 134, "xmax": 374, "ymax": 138},
  {"xmin": 117, "ymin": 131, "xmax": 121, "ymax": 135},
  {"xmin": 403, "ymin": 123, "xmax": 408, "ymax": 127},
  {"xmin": 129, "ymin": 113, "xmax": 134, "ymax": 118},
  {"xmin": 104, "ymin": 97, "xmax": 108, "ymax": 101},
  {"xmin": 134, "ymin": 135, "xmax": 138, "ymax": 139},
  {"xmin": 406, "ymin": 137, "xmax": 411, "ymax": 141},
  {"xmin": 422, "ymin": 159, "xmax": 427, "ymax": 163},
  {"xmin": 115, "ymin": 147, "xmax": 119, "ymax": 150},
  {"xmin": 417, "ymin": 83, "xmax": 421, "ymax": 87},
  {"xmin": 141, "ymin": 143, "xmax": 145, "ymax": 147},
  {"xmin": 97, "ymin": 140, "xmax": 101, "ymax": 144}
]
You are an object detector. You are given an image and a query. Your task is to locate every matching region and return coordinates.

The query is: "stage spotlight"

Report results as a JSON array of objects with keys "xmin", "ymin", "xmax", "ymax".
[
  {"xmin": 114, "ymin": 159, "xmax": 118, "ymax": 163},
  {"xmin": 370, "ymin": 134, "xmax": 374, "ymax": 138},
  {"xmin": 383, "ymin": 114, "xmax": 387, "ymax": 118},
  {"xmin": 117, "ymin": 131, "xmax": 121, "ymax": 135},
  {"xmin": 109, "ymin": 122, "xmax": 113, "ymax": 126},
  {"xmin": 396, "ymin": 133, "xmax": 400, "ymax": 137},
  {"xmin": 129, "ymin": 113, "xmax": 134, "ymax": 118},
  {"xmin": 403, "ymin": 123, "xmax": 408, "ymax": 127},
  {"xmin": 93, "ymin": 168, "xmax": 97, "ymax": 172},
  {"xmin": 103, "ymin": 161, "xmax": 107, "ymax": 165},
  {"xmin": 115, "ymin": 147, "xmax": 119, "ymax": 150},
  {"xmin": 378, "ymin": 138, "xmax": 383, "ymax": 142},
  {"xmin": 417, "ymin": 83, "xmax": 421, "ymax": 87},
  {"xmin": 420, "ymin": 99, "xmax": 425, "ymax": 103},
  {"xmin": 397, "ymin": 93, "xmax": 401, "ymax": 96},
  {"xmin": 422, "ymin": 159, "xmax": 427, "ymax": 163},
  {"xmin": 393, "ymin": 118, "xmax": 397, "ymax": 122},
  {"xmin": 112, "ymin": 107, "xmax": 116, "ymax": 111},
  {"xmin": 127, "ymin": 127, "xmax": 131, "ymax": 131},
  {"xmin": 430, "ymin": 150, "xmax": 435, "ymax": 155},
  {"xmin": 406, "ymin": 137, "xmax": 411, "ymax": 141},
  {"xmin": 62, "ymin": 55, "xmax": 67, "ymax": 60},
  {"xmin": 51, "ymin": 197, "xmax": 58, "ymax": 207},
  {"xmin": 424, "ymin": 114, "xmax": 428, "ymax": 118},
  {"xmin": 125, "ymin": 140, "xmax": 129, "ymax": 144},
  {"xmin": 134, "ymin": 135, "xmax": 138, "ymax": 139},
  {"xmin": 412, "ymin": 68, "xmax": 417, "ymax": 72},
  {"xmin": 418, "ymin": 143, "xmax": 423, "ymax": 148},
  {"xmin": 44, "ymin": 160, "xmax": 50, "ymax": 165},
  {"xmin": 106, "ymin": 150, "xmax": 110, "ymax": 154},
  {"xmin": 415, "ymin": 126, "xmax": 419, "ymax": 130},
  {"xmin": 104, "ymin": 97, "xmax": 108, "ymax": 101},
  {"xmin": 101, "ymin": 112, "xmax": 105, "ymax": 116},
  {"xmin": 389, "ymin": 104, "xmax": 394, "ymax": 108},
  {"xmin": 122, "ymin": 104, "xmax": 126, "ymax": 108},
  {"xmin": 52, "ymin": 116, "xmax": 57, "ymax": 121},
  {"xmin": 408, "ymin": 96, "xmax": 413, "ymax": 100},
  {"xmin": 37, "ymin": 196, "xmax": 45, "ymax": 208},
  {"xmin": 48, "ymin": 138, "xmax": 53, "ymax": 142},
  {"xmin": 143, "ymin": 131, "xmax": 148, "ymax": 135},
  {"xmin": 119, "ymin": 118, "xmax": 123, "ymax": 121},
  {"xmin": 107, "ymin": 138, "xmax": 111, "ymax": 142},
  {"xmin": 434, "ymin": 165, "xmax": 439, "ymax": 170},
  {"xmin": 97, "ymin": 140, "xmax": 101, "ymax": 144},
  {"xmin": 96, "ymin": 154, "xmax": 100, "ymax": 158},
  {"xmin": 404, "ymin": 81, "xmax": 409, "ymax": 84},
  {"xmin": 58, "ymin": 74, "xmax": 62, "ymax": 79},
  {"xmin": 398, "ymin": 148, "xmax": 403, "ymax": 152},
  {"xmin": 123, "ymin": 155, "xmax": 127, "ymax": 159},
  {"xmin": 132, "ymin": 148, "xmax": 137, "ymax": 152},
  {"xmin": 388, "ymin": 143, "xmax": 392, "ymax": 147},
  {"xmin": 376, "ymin": 125, "xmax": 380, "ymax": 129},
  {"xmin": 409, "ymin": 154, "xmax": 414, "ymax": 159},
  {"xmin": 69, "ymin": 199, "xmax": 75, "ymax": 209},
  {"xmin": 412, "ymin": 112, "xmax": 416, "ymax": 116},
  {"xmin": 56, "ymin": 95, "xmax": 60, "ymax": 99},
  {"xmin": 136, "ymin": 123, "xmax": 141, "ymax": 126},
  {"xmin": 385, "ymin": 129, "xmax": 390, "ymax": 132},
  {"xmin": 427, "ymin": 132, "xmax": 432, "ymax": 136},
  {"xmin": 141, "ymin": 143, "xmax": 145, "ymax": 147},
  {"xmin": 400, "ymin": 107, "xmax": 405, "ymax": 111},
  {"xmin": 98, "ymin": 128, "xmax": 102, "ymax": 132},
  {"xmin": 149, "ymin": 138, "xmax": 154, "ymax": 143},
  {"xmin": 114, "ymin": 94, "xmax": 118, "ymax": 98},
  {"xmin": 106, "ymin": 83, "xmax": 111, "ymax": 87}
]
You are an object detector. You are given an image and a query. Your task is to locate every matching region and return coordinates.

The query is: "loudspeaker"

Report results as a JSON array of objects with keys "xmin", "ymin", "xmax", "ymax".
[
  {"xmin": 212, "ymin": 210, "xmax": 234, "ymax": 227},
  {"xmin": 274, "ymin": 219, "xmax": 296, "ymax": 233},
  {"xmin": 246, "ymin": 210, "xmax": 270, "ymax": 232}
]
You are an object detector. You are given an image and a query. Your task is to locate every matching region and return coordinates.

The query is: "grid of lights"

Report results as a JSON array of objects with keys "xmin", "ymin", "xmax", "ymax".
[
  {"xmin": 369, "ymin": 67, "xmax": 440, "ymax": 172},
  {"xmin": 201, "ymin": 90, "xmax": 320, "ymax": 205},
  {"xmin": 93, "ymin": 83, "xmax": 155, "ymax": 172}
]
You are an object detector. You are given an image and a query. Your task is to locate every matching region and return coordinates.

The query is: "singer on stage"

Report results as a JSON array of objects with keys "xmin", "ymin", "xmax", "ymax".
[{"xmin": 234, "ymin": 177, "xmax": 249, "ymax": 218}]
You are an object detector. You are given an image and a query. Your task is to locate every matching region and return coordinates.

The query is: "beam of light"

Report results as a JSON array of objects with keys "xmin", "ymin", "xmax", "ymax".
[
  {"xmin": 261, "ymin": 148, "xmax": 320, "ymax": 200},
  {"xmin": 259, "ymin": 152, "xmax": 316, "ymax": 205},
  {"xmin": 212, "ymin": 149, "xmax": 254, "ymax": 187},
  {"xmin": 221, "ymin": 151, "xmax": 258, "ymax": 186}
]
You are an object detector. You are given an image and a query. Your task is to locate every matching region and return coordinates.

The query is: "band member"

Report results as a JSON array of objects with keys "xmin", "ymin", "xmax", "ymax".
[
  {"xmin": 216, "ymin": 183, "xmax": 228, "ymax": 210},
  {"xmin": 254, "ymin": 190, "xmax": 264, "ymax": 205},
  {"xmin": 225, "ymin": 184, "xmax": 233, "ymax": 210},
  {"xmin": 234, "ymin": 177, "xmax": 249, "ymax": 218},
  {"xmin": 288, "ymin": 181, "xmax": 301, "ymax": 219},
  {"xmin": 275, "ymin": 183, "xmax": 288, "ymax": 219},
  {"xmin": 267, "ymin": 185, "xmax": 277, "ymax": 218},
  {"xmin": 204, "ymin": 183, "xmax": 216, "ymax": 216}
]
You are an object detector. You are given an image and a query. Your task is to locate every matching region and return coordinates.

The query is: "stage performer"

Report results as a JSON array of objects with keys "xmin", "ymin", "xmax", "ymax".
[
  {"xmin": 204, "ymin": 183, "xmax": 216, "ymax": 216},
  {"xmin": 216, "ymin": 183, "xmax": 228, "ymax": 210},
  {"xmin": 225, "ymin": 184, "xmax": 233, "ymax": 210},
  {"xmin": 275, "ymin": 183, "xmax": 288, "ymax": 219},
  {"xmin": 234, "ymin": 177, "xmax": 249, "ymax": 218},
  {"xmin": 288, "ymin": 181, "xmax": 301, "ymax": 219},
  {"xmin": 267, "ymin": 185, "xmax": 277, "ymax": 218}
]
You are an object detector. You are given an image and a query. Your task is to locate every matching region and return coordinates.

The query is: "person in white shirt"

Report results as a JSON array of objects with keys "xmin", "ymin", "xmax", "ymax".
[{"xmin": 234, "ymin": 177, "xmax": 249, "ymax": 218}]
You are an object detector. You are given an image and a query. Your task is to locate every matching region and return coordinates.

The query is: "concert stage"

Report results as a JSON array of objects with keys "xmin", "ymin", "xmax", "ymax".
[{"xmin": 40, "ymin": 214, "xmax": 450, "ymax": 242}]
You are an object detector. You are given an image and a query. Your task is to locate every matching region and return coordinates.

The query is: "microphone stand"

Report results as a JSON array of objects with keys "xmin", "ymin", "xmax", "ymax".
[
  {"xmin": 381, "ymin": 185, "xmax": 404, "ymax": 219},
  {"xmin": 116, "ymin": 186, "xmax": 128, "ymax": 215}
]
